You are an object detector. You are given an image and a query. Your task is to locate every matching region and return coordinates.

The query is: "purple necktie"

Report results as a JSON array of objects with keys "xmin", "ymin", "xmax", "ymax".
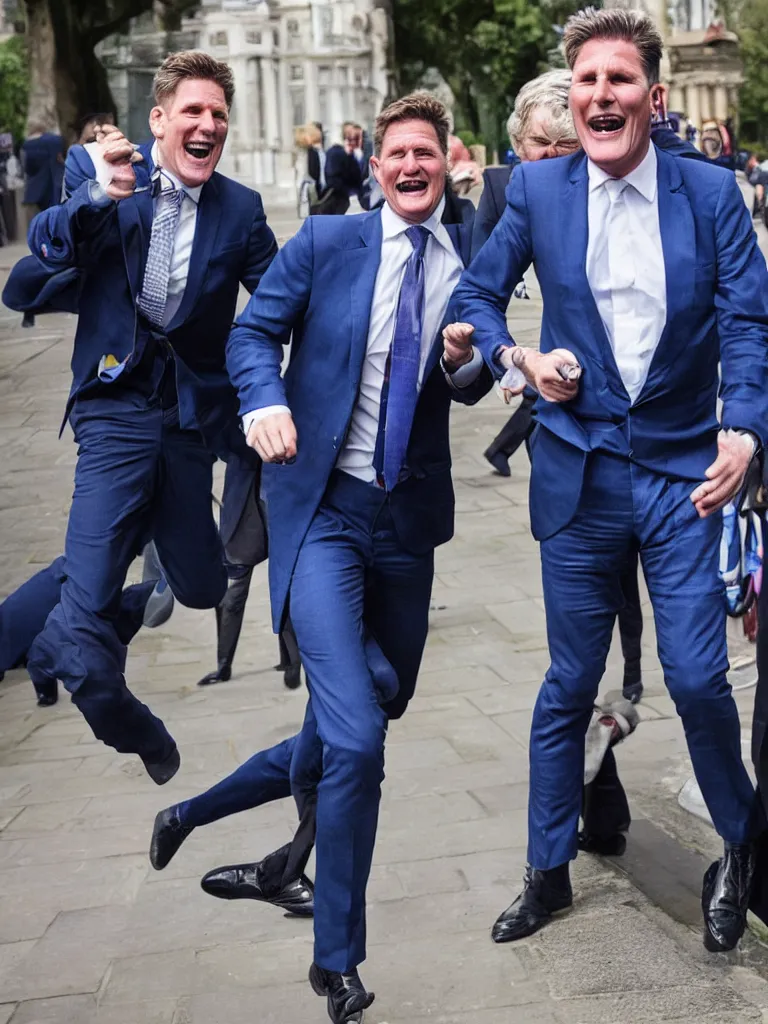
[{"xmin": 373, "ymin": 224, "xmax": 430, "ymax": 490}]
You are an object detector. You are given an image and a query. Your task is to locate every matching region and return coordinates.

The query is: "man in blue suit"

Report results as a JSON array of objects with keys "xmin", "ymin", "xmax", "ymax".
[
  {"xmin": 2, "ymin": 51, "xmax": 277, "ymax": 784},
  {"xmin": 450, "ymin": 7, "xmax": 768, "ymax": 954},
  {"xmin": 151, "ymin": 93, "xmax": 492, "ymax": 1022}
]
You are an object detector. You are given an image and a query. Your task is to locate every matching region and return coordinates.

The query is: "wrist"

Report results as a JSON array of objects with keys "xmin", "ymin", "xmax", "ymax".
[{"xmin": 443, "ymin": 350, "xmax": 473, "ymax": 373}]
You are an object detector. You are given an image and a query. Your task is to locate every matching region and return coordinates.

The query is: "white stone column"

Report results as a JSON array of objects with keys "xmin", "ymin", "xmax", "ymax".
[
  {"xmin": 305, "ymin": 61, "xmax": 320, "ymax": 123},
  {"xmin": 261, "ymin": 57, "xmax": 279, "ymax": 148},
  {"xmin": 668, "ymin": 83, "xmax": 685, "ymax": 114},
  {"xmin": 686, "ymin": 83, "xmax": 701, "ymax": 133},
  {"xmin": 714, "ymin": 84, "xmax": 729, "ymax": 121}
]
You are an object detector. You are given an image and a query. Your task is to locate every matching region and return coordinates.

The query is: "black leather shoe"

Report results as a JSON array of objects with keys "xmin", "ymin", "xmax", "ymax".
[
  {"xmin": 484, "ymin": 449, "xmax": 512, "ymax": 477},
  {"xmin": 578, "ymin": 830, "xmax": 627, "ymax": 856},
  {"xmin": 283, "ymin": 663, "xmax": 302, "ymax": 690},
  {"xmin": 492, "ymin": 863, "xmax": 572, "ymax": 943},
  {"xmin": 200, "ymin": 861, "xmax": 314, "ymax": 917},
  {"xmin": 308, "ymin": 963, "xmax": 374, "ymax": 1024},
  {"xmin": 142, "ymin": 746, "xmax": 181, "ymax": 786},
  {"xmin": 197, "ymin": 665, "xmax": 232, "ymax": 686},
  {"xmin": 622, "ymin": 680, "xmax": 643, "ymax": 703},
  {"xmin": 702, "ymin": 842, "xmax": 754, "ymax": 952},
  {"xmin": 150, "ymin": 805, "xmax": 194, "ymax": 870}
]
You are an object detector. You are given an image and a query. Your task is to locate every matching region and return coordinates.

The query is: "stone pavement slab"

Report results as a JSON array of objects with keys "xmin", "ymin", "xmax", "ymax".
[{"xmin": 1, "ymin": 190, "xmax": 768, "ymax": 1024}]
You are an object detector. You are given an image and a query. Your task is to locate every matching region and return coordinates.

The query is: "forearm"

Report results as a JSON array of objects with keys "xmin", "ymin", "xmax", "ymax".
[{"xmin": 28, "ymin": 181, "xmax": 115, "ymax": 270}]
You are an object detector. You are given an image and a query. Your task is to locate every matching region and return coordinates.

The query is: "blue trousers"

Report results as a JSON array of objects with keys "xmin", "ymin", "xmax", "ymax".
[
  {"xmin": 0, "ymin": 556, "xmax": 157, "ymax": 699},
  {"xmin": 27, "ymin": 391, "xmax": 227, "ymax": 760},
  {"xmin": 531, "ymin": 452, "xmax": 755, "ymax": 869}
]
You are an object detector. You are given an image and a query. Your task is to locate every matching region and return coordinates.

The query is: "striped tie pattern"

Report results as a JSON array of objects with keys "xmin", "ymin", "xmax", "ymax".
[{"xmin": 138, "ymin": 188, "xmax": 184, "ymax": 327}]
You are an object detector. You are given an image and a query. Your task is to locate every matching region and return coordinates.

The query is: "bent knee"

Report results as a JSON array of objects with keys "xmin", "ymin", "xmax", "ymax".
[{"xmin": 173, "ymin": 573, "xmax": 227, "ymax": 610}]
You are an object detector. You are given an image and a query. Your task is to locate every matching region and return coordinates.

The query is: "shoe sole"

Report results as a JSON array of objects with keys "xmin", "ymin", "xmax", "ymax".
[
  {"xmin": 308, "ymin": 965, "xmax": 374, "ymax": 1023},
  {"xmin": 201, "ymin": 883, "xmax": 314, "ymax": 917}
]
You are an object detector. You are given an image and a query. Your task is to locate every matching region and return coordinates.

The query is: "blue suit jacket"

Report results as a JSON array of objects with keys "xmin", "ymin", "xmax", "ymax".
[
  {"xmin": 21, "ymin": 133, "xmax": 65, "ymax": 209},
  {"xmin": 3, "ymin": 143, "xmax": 277, "ymax": 453},
  {"xmin": 227, "ymin": 209, "xmax": 493, "ymax": 630},
  {"xmin": 455, "ymin": 145, "xmax": 768, "ymax": 541}
]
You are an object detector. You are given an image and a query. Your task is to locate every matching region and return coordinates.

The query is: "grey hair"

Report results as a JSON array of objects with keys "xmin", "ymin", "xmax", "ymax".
[
  {"xmin": 507, "ymin": 70, "xmax": 576, "ymax": 153},
  {"xmin": 563, "ymin": 6, "xmax": 663, "ymax": 85}
]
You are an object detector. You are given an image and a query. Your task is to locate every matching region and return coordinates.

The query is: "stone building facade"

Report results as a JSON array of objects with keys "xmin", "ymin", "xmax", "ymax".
[{"xmin": 99, "ymin": 0, "xmax": 394, "ymax": 201}]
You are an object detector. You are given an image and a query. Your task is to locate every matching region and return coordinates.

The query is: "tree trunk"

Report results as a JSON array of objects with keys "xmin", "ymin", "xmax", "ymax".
[
  {"xmin": 21, "ymin": 0, "xmax": 59, "ymax": 134},
  {"xmin": 50, "ymin": 2, "xmax": 116, "ymax": 142}
]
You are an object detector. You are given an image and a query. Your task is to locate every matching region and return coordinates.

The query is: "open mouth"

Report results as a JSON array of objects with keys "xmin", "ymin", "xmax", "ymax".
[
  {"xmin": 184, "ymin": 141, "xmax": 215, "ymax": 160},
  {"xmin": 396, "ymin": 179, "xmax": 428, "ymax": 195},
  {"xmin": 587, "ymin": 114, "xmax": 626, "ymax": 135}
]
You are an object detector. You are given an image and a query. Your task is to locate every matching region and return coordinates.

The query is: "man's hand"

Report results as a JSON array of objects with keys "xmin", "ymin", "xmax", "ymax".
[
  {"xmin": 94, "ymin": 125, "xmax": 143, "ymax": 201},
  {"xmin": 246, "ymin": 412, "xmax": 298, "ymax": 464},
  {"xmin": 500, "ymin": 346, "xmax": 581, "ymax": 403},
  {"xmin": 690, "ymin": 430, "xmax": 756, "ymax": 518},
  {"xmin": 442, "ymin": 322, "xmax": 475, "ymax": 372}
]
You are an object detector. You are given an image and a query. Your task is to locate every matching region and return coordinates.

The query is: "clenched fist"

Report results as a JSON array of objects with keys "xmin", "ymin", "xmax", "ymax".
[
  {"xmin": 442, "ymin": 322, "xmax": 475, "ymax": 372},
  {"xmin": 246, "ymin": 412, "xmax": 298, "ymax": 464},
  {"xmin": 94, "ymin": 125, "xmax": 144, "ymax": 201},
  {"xmin": 500, "ymin": 346, "xmax": 581, "ymax": 403}
]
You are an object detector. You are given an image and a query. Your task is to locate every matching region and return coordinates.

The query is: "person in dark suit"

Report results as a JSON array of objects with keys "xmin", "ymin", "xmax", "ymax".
[
  {"xmin": 313, "ymin": 121, "xmax": 364, "ymax": 215},
  {"xmin": 21, "ymin": 125, "xmax": 65, "ymax": 213},
  {"xmin": 149, "ymin": 92, "xmax": 493, "ymax": 1022},
  {"xmin": 3, "ymin": 51, "xmax": 277, "ymax": 785},
  {"xmin": 452, "ymin": 7, "xmax": 767, "ymax": 953}
]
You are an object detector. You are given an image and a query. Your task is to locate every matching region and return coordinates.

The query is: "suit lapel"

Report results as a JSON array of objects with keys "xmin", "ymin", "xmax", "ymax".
[
  {"xmin": 563, "ymin": 153, "xmax": 624, "ymax": 388},
  {"xmin": 118, "ymin": 142, "xmax": 154, "ymax": 302},
  {"xmin": 347, "ymin": 211, "xmax": 382, "ymax": 386},
  {"xmin": 167, "ymin": 173, "xmax": 223, "ymax": 330},
  {"xmin": 637, "ymin": 148, "xmax": 693, "ymax": 400}
]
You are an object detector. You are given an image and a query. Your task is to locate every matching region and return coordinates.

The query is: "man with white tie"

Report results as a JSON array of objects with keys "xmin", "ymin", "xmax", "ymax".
[
  {"xmin": 2, "ymin": 50, "xmax": 277, "ymax": 782},
  {"xmin": 449, "ymin": 6, "xmax": 768, "ymax": 954}
]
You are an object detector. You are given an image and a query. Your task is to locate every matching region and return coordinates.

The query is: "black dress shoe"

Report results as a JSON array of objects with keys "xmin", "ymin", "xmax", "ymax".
[
  {"xmin": 150, "ymin": 805, "xmax": 194, "ymax": 870},
  {"xmin": 142, "ymin": 746, "xmax": 181, "ymax": 785},
  {"xmin": 484, "ymin": 449, "xmax": 512, "ymax": 477},
  {"xmin": 578, "ymin": 830, "xmax": 627, "ymax": 856},
  {"xmin": 702, "ymin": 842, "xmax": 754, "ymax": 952},
  {"xmin": 492, "ymin": 863, "xmax": 572, "ymax": 943},
  {"xmin": 200, "ymin": 861, "xmax": 314, "ymax": 917},
  {"xmin": 197, "ymin": 665, "xmax": 232, "ymax": 686},
  {"xmin": 308, "ymin": 963, "xmax": 374, "ymax": 1024},
  {"xmin": 622, "ymin": 680, "xmax": 643, "ymax": 704},
  {"xmin": 283, "ymin": 663, "xmax": 302, "ymax": 690}
]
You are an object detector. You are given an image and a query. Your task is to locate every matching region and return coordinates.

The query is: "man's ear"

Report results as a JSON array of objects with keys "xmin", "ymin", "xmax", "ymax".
[
  {"xmin": 149, "ymin": 105, "xmax": 165, "ymax": 140},
  {"xmin": 369, "ymin": 155, "xmax": 380, "ymax": 180},
  {"xmin": 650, "ymin": 82, "xmax": 667, "ymax": 120}
]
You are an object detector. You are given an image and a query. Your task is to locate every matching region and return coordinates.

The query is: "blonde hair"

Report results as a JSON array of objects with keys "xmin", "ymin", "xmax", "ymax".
[
  {"xmin": 563, "ymin": 6, "xmax": 663, "ymax": 85},
  {"xmin": 153, "ymin": 50, "xmax": 235, "ymax": 108},
  {"xmin": 374, "ymin": 92, "xmax": 450, "ymax": 156},
  {"xmin": 507, "ymin": 70, "xmax": 576, "ymax": 154}
]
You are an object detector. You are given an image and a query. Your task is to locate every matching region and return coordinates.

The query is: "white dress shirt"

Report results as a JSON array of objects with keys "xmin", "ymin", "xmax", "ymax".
[
  {"xmin": 586, "ymin": 144, "xmax": 666, "ymax": 404},
  {"xmin": 244, "ymin": 197, "xmax": 482, "ymax": 483},
  {"xmin": 87, "ymin": 140, "xmax": 201, "ymax": 325}
]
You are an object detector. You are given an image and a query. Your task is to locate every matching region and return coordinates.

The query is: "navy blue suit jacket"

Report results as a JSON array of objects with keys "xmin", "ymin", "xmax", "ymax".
[
  {"xmin": 472, "ymin": 164, "xmax": 515, "ymax": 258},
  {"xmin": 455, "ymin": 144, "xmax": 768, "ymax": 541},
  {"xmin": 3, "ymin": 143, "xmax": 277, "ymax": 452},
  {"xmin": 21, "ymin": 133, "xmax": 65, "ymax": 209},
  {"xmin": 227, "ymin": 210, "xmax": 493, "ymax": 630}
]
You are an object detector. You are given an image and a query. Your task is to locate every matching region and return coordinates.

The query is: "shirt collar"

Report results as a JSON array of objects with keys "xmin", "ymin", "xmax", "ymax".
[
  {"xmin": 381, "ymin": 194, "xmax": 451, "ymax": 254},
  {"xmin": 150, "ymin": 141, "xmax": 203, "ymax": 204},
  {"xmin": 587, "ymin": 142, "xmax": 658, "ymax": 202}
]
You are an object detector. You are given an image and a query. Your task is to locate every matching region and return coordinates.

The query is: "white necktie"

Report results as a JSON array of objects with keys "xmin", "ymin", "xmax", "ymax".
[{"xmin": 605, "ymin": 178, "xmax": 635, "ymax": 291}]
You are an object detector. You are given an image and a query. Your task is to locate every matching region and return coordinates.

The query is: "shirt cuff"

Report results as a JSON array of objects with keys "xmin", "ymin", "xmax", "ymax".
[
  {"xmin": 442, "ymin": 346, "xmax": 484, "ymax": 388},
  {"xmin": 242, "ymin": 405, "xmax": 291, "ymax": 436},
  {"xmin": 86, "ymin": 180, "xmax": 114, "ymax": 207}
]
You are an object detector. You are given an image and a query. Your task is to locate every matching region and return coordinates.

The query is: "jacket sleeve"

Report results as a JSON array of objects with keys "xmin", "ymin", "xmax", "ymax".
[
  {"xmin": 240, "ymin": 190, "xmax": 279, "ymax": 294},
  {"xmin": 470, "ymin": 170, "xmax": 502, "ymax": 259},
  {"xmin": 445, "ymin": 360, "xmax": 495, "ymax": 405},
  {"xmin": 226, "ymin": 218, "xmax": 314, "ymax": 414},
  {"xmin": 27, "ymin": 145, "xmax": 117, "ymax": 273},
  {"xmin": 453, "ymin": 165, "xmax": 534, "ymax": 373},
  {"xmin": 715, "ymin": 172, "xmax": 768, "ymax": 447}
]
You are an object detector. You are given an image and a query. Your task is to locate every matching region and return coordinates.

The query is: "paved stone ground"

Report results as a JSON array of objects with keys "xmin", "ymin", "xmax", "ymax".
[{"xmin": 2, "ymin": 192, "xmax": 768, "ymax": 1024}]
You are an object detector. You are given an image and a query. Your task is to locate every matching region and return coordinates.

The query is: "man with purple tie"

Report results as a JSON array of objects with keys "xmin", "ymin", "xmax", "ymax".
[{"xmin": 190, "ymin": 93, "xmax": 492, "ymax": 1021}]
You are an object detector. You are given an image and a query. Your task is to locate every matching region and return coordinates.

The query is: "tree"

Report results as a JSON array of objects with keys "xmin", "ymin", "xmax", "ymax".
[
  {"xmin": 0, "ymin": 35, "xmax": 29, "ymax": 142},
  {"xmin": 739, "ymin": 0, "xmax": 768, "ymax": 147},
  {"xmin": 19, "ymin": 0, "xmax": 200, "ymax": 140},
  {"xmin": 392, "ymin": 0, "xmax": 581, "ymax": 155}
]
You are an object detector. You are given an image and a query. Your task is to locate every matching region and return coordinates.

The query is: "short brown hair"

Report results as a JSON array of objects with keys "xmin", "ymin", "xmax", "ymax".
[
  {"xmin": 374, "ymin": 93, "xmax": 450, "ymax": 156},
  {"xmin": 153, "ymin": 50, "xmax": 235, "ymax": 108},
  {"xmin": 563, "ymin": 7, "xmax": 663, "ymax": 85}
]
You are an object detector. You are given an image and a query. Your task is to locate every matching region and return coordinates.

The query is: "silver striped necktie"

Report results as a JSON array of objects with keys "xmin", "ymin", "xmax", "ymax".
[{"xmin": 138, "ymin": 188, "xmax": 184, "ymax": 327}]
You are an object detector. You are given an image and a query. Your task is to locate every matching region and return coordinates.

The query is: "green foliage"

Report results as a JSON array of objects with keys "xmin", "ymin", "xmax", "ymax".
[
  {"xmin": 456, "ymin": 129, "xmax": 481, "ymax": 147},
  {"xmin": 392, "ymin": 0, "xmax": 582, "ymax": 155},
  {"xmin": 0, "ymin": 35, "xmax": 29, "ymax": 141},
  {"xmin": 740, "ymin": 0, "xmax": 768, "ymax": 147}
]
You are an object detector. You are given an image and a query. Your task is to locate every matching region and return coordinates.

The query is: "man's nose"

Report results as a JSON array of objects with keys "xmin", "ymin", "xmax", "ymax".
[
  {"xmin": 402, "ymin": 151, "xmax": 420, "ymax": 174},
  {"xmin": 198, "ymin": 110, "xmax": 217, "ymax": 134},
  {"xmin": 593, "ymin": 74, "xmax": 614, "ymax": 105}
]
